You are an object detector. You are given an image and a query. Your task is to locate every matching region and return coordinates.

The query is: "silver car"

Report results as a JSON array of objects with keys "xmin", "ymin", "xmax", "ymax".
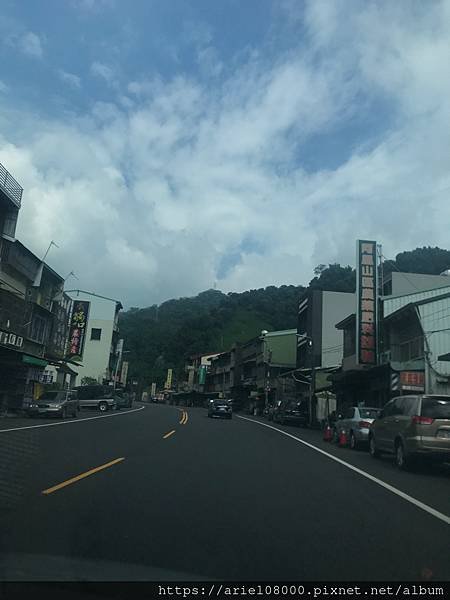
[
  {"xmin": 74, "ymin": 384, "xmax": 117, "ymax": 412},
  {"xmin": 333, "ymin": 406, "xmax": 379, "ymax": 449},
  {"xmin": 28, "ymin": 390, "xmax": 79, "ymax": 419},
  {"xmin": 369, "ymin": 394, "xmax": 450, "ymax": 469}
]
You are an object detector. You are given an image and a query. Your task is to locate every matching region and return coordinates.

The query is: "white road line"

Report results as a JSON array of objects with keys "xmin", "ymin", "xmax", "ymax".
[
  {"xmin": 0, "ymin": 405, "xmax": 146, "ymax": 434},
  {"xmin": 237, "ymin": 415, "xmax": 450, "ymax": 526}
]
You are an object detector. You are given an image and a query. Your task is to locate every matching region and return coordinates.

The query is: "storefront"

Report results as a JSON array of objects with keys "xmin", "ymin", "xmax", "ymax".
[{"xmin": 0, "ymin": 345, "xmax": 48, "ymax": 412}]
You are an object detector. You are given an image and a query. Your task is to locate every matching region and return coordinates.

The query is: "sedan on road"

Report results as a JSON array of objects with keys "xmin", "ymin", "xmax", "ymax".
[
  {"xmin": 27, "ymin": 390, "xmax": 79, "ymax": 419},
  {"xmin": 273, "ymin": 400, "xmax": 308, "ymax": 426},
  {"xmin": 333, "ymin": 405, "xmax": 379, "ymax": 449},
  {"xmin": 208, "ymin": 399, "xmax": 232, "ymax": 419}
]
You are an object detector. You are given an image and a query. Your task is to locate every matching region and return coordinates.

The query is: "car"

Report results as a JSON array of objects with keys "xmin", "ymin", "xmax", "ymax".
[
  {"xmin": 333, "ymin": 405, "xmax": 379, "ymax": 449},
  {"xmin": 74, "ymin": 384, "xmax": 117, "ymax": 412},
  {"xmin": 273, "ymin": 399, "xmax": 308, "ymax": 426},
  {"xmin": 369, "ymin": 394, "xmax": 450, "ymax": 469},
  {"xmin": 27, "ymin": 390, "xmax": 79, "ymax": 419},
  {"xmin": 208, "ymin": 399, "xmax": 232, "ymax": 419}
]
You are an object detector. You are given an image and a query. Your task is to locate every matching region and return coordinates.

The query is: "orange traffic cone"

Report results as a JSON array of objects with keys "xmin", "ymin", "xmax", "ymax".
[
  {"xmin": 338, "ymin": 429, "xmax": 348, "ymax": 447},
  {"xmin": 323, "ymin": 425, "xmax": 332, "ymax": 442}
]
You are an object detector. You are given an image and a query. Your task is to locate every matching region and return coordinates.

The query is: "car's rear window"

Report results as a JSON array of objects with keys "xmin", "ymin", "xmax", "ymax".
[
  {"xmin": 421, "ymin": 397, "xmax": 450, "ymax": 419},
  {"xmin": 359, "ymin": 408, "xmax": 378, "ymax": 419}
]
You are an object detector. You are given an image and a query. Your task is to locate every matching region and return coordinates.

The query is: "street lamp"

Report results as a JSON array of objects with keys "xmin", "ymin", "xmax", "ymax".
[{"xmin": 296, "ymin": 334, "xmax": 314, "ymax": 427}]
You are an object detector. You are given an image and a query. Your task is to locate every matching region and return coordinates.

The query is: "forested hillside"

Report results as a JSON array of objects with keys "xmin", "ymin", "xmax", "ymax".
[{"xmin": 120, "ymin": 246, "xmax": 450, "ymax": 386}]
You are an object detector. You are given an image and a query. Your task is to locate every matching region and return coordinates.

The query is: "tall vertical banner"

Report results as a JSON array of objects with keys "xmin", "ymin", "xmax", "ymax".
[
  {"xmin": 151, "ymin": 382, "xmax": 157, "ymax": 397},
  {"xmin": 67, "ymin": 301, "xmax": 90, "ymax": 360},
  {"xmin": 120, "ymin": 361, "xmax": 129, "ymax": 385},
  {"xmin": 356, "ymin": 240, "xmax": 378, "ymax": 366},
  {"xmin": 165, "ymin": 368, "xmax": 173, "ymax": 390}
]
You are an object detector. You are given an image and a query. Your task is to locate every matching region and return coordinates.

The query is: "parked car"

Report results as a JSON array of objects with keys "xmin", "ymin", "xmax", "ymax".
[
  {"xmin": 208, "ymin": 399, "xmax": 232, "ymax": 419},
  {"xmin": 273, "ymin": 399, "xmax": 308, "ymax": 426},
  {"xmin": 27, "ymin": 390, "xmax": 79, "ymax": 419},
  {"xmin": 333, "ymin": 405, "xmax": 379, "ymax": 449},
  {"xmin": 369, "ymin": 394, "xmax": 450, "ymax": 469},
  {"xmin": 74, "ymin": 384, "xmax": 117, "ymax": 412},
  {"xmin": 266, "ymin": 400, "xmax": 281, "ymax": 421}
]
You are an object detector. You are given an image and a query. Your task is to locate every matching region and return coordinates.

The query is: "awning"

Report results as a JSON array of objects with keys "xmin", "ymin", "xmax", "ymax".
[
  {"xmin": 22, "ymin": 354, "xmax": 48, "ymax": 367},
  {"xmin": 438, "ymin": 353, "xmax": 450, "ymax": 362}
]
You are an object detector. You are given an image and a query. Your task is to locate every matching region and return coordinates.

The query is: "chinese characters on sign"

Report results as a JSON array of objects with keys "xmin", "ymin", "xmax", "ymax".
[
  {"xmin": 67, "ymin": 301, "xmax": 90, "ymax": 360},
  {"xmin": 400, "ymin": 371, "xmax": 425, "ymax": 391},
  {"xmin": 356, "ymin": 240, "xmax": 377, "ymax": 365},
  {"xmin": 0, "ymin": 330, "xmax": 23, "ymax": 349}
]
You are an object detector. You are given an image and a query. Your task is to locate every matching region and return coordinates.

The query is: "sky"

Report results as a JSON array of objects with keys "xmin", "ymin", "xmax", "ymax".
[{"xmin": 0, "ymin": 0, "xmax": 449, "ymax": 308}]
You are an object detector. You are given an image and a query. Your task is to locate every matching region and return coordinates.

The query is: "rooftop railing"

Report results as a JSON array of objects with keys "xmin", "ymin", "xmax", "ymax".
[{"xmin": 0, "ymin": 161, "xmax": 23, "ymax": 208}]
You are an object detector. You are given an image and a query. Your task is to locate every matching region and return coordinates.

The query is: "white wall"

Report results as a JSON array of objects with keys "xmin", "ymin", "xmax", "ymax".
[
  {"xmin": 391, "ymin": 272, "xmax": 450, "ymax": 296},
  {"xmin": 321, "ymin": 292, "xmax": 355, "ymax": 368},
  {"xmin": 67, "ymin": 291, "xmax": 119, "ymax": 386}
]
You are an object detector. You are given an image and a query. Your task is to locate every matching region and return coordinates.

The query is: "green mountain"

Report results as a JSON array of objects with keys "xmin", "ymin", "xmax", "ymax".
[{"xmin": 120, "ymin": 246, "xmax": 450, "ymax": 388}]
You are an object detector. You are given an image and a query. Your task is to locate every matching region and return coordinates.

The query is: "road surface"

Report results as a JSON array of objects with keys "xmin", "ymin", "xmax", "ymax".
[{"xmin": 0, "ymin": 403, "xmax": 449, "ymax": 581}]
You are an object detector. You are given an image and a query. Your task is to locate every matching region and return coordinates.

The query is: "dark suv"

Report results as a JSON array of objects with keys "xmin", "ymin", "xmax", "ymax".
[
  {"xmin": 369, "ymin": 394, "xmax": 450, "ymax": 469},
  {"xmin": 273, "ymin": 400, "xmax": 308, "ymax": 426}
]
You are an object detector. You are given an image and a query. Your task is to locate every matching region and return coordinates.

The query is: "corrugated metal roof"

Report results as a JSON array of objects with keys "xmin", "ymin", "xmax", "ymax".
[
  {"xmin": 418, "ymin": 296, "xmax": 450, "ymax": 375},
  {"xmin": 383, "ymin": 285, "xmax": 450, "ymax": 317}
]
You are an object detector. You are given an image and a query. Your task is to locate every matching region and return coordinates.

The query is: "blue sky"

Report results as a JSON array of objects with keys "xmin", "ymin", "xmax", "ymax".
[{"xmin": 1, "ymin": 0, "xmax": 449, "ymax": 307}]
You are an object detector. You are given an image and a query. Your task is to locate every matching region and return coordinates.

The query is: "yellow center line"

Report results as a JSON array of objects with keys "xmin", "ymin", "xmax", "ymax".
[
  {"xmin": 179, "ymin": 411, "xmax": 186, "ymax": 424},
  {"xmin": 163, "ymin": 430, "xmax": 176, "ymax": 439},
  {"xmin": 41, "ymin": 457, "xmax": 125, "ymax": 496},
  {"xmin": 182, "ymin": 412, "xmax": 189, "ymax": 425}
]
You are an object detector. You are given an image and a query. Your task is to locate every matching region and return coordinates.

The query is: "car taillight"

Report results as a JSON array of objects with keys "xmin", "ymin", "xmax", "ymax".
[
  {"xmin": 412, "ymin": 415, "xmax": 434, "ymax": 425},
  {"xmin": 358, "ymin": 421, "xmax": 371, "ymax": 428}
]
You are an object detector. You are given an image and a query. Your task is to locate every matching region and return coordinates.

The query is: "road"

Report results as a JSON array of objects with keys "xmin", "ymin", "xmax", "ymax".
[{"xmin": 0, "ymin": 403, "xmax": 449, "ymax": 581}]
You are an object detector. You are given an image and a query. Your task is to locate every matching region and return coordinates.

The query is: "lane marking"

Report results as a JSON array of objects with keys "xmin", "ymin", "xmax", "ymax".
[
  {"xmin": 163, "ymin": 430, "xmax": 176, "ymax": 439},
  {"xmin": 182, "ymin": 411, "xmax": 189, "ymax": 425},
  {"xmin": 42, "ymin": 457, "xmax": 125, "ymax": 495},
  {"xmin": 237, "ymin": 415, "xmax": 450, "ymax": 526},
  {"xmin": 0, "ymin": 405, "xmax": 145, "ymax": 434},
  {"xmin": 179, "ymin": 411, "xmax": 186, "ymax": 425}
]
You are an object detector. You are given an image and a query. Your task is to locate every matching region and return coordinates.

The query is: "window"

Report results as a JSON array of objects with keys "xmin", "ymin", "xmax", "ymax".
[
  {"xmin": 345, "ymin": 407, "xmax": 355, "ymax": 419},
  {"xmin": 91, "ymin": 328, "xmax": 102, "ymax": 341}
]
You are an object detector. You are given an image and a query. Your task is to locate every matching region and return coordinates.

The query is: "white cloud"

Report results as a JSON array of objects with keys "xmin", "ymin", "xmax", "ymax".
[
  {"xmin": 0, "ymin": 80, "xmax": 9, "ymax": 93},
  {"xmin": 1, "ymin": 0, "xmax": 449, "ymax": 307},
  {"xmin": 19, "ymin": 31, "xmax": 44, "ymax": 59},
  {"xmin": 90, "ymin": 61, "xmax": 116, "ymax": 85},
  {"xmin": 58, "ymin": 70, "xmax": 82, "ymax": 89}
]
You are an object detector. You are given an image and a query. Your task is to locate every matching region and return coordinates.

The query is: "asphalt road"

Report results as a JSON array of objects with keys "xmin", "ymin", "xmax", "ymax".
[{"xmin": 0, "ymin": 403, "xmax": 449, "ymax": 581}]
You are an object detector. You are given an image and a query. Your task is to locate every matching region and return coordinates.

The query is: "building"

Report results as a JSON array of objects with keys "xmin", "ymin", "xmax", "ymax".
[
  {"xmin": 66, "ymin": 290, "xmax": 123, "ymax": 386},
  {"xmin": 331, "ymin": 283, "xmax": 450, "ymax": 408},
  {"xmin": 0, "ymin": 239, "xmax": 75, "ymax": 408},
  {"xmin": 382, "ymin": 286, "xmax": 450, "ymax": 396},
  {"xmin": 296, "ymin": 289, "xmax": 356, "ymax": 371},
  {"xmin": 231, "ymin": 329, "xmax": 297, "ymax": 411},
  {"xmin": 382, "ymin": 271, "xmax": 450, "ymax": 297},
  {"xmin": 184, "ymin": 352, "xmax": 221, "ymax": 393}
]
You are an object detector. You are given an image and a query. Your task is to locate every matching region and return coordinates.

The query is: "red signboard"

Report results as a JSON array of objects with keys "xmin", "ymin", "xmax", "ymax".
[
  {"xmin": 67, "ymin": 300, "xmax": 90, "ymax": 360},
  {"xmin": 356, "ymin": 240, "xmax": 378, "ymax": 365},
  {"xmin": 400, "ymin": 371, "xmax": 425, "ymax": 390}
]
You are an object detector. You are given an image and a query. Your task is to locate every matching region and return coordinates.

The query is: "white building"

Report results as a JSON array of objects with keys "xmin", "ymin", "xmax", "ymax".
[{"xmin": 66, "ymin": 290, "xmax": 123, "ymax": 386}]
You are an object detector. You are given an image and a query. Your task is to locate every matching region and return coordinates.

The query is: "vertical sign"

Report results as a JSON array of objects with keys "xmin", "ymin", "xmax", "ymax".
[
  {"xmin": 198, "ymin": 365, "xmax": 207, "ymax": 385},
  {"xmin": 67, "ymin": 301, "xmax": 90, "ymax": 360},
  {"xmin": 120, "ymin": 360, "xmax": 129, "ymax": 385},
  {"xmin": 356, "ymin": 240, "xmax": 377, "ymax": 365},
  {"xmin": 165, "ymin": 368, "xmax": 173, "ymax": 389},
  {"xmin": 151, "ymin": 382, "xmax": 157, "ymax": 397}
]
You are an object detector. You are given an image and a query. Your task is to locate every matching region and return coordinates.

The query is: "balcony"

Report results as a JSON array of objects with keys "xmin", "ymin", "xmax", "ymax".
[{"xmin": 0, "ymin": 162, "xmax": 23, "ymax": 208}]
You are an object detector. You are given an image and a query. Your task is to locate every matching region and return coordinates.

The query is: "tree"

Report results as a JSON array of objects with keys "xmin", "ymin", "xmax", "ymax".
[{"xmin": 309, "ymin": 263, "xmax": 356, "ymax": 293}]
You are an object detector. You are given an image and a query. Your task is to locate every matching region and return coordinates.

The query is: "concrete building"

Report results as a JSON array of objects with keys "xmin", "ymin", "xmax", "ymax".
[
  {"xmin": 382, "ymin": 271, "xmax": 450, "ymax": 297},
  {"xmin": 66, "ymin": 290, "xmax": 122, "ymax": 386},
  {"xmin": 297, "ymin": 289, "xmax": 356, "ymax": 371}
]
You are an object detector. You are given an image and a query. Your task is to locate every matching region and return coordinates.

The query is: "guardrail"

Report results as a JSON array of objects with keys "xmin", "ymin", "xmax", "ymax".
[{"xmin": 0, "ymin": 161, "xmax": 23, "ymax": 208}]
